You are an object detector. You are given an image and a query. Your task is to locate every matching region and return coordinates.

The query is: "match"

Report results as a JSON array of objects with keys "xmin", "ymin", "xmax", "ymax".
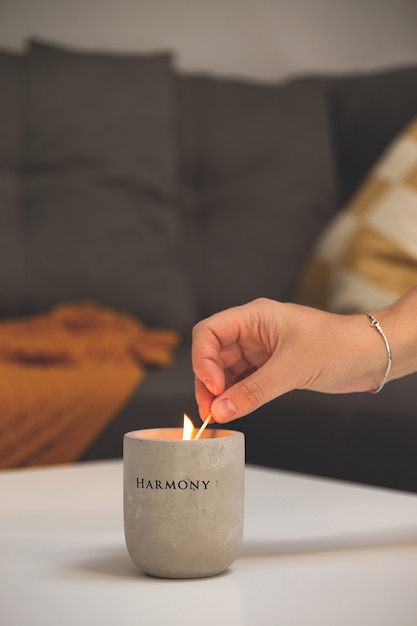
[{"xmin": 193, "ymin": 414, "xmax": 212, "ymax": 440}]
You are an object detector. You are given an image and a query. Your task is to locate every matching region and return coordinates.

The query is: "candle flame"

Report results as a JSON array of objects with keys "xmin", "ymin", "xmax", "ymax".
[{"xmin": 182, "ymin": 413, "xmax": 195, "ymax": 440}]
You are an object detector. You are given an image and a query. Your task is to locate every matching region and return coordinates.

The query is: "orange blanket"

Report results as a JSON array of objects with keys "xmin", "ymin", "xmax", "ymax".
[{"xmin": 0, "ymin": 301, "xmax": 180, "ymax": 469}]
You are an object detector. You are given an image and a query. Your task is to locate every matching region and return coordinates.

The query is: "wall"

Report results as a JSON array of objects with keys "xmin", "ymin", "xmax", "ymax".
[{"xmin": 1, "ymin": 0, "xmax": 417, "ymax": 79}]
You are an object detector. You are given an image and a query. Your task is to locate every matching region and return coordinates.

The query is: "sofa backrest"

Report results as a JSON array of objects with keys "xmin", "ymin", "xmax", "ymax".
[
  {"xmin": 1, "ymin": 40, "xmax": 417, "ymax": 331},
  {"xmin": 0, "ymin": 52, "xmax": 27, "ymax": 317}
]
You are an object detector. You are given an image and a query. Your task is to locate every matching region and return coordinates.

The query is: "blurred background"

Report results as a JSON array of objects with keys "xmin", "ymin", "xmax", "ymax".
[
  {"xmin": 2, "ymin": 0, "xmax": 417, "ymax": 491},
  {"xmin": 2, "ymin": 0, "xmax": 417, "ymax": 78}
]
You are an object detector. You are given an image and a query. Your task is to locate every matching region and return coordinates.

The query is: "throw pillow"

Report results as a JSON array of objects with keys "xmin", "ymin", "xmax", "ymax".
[
  {"xmin": 22, "ymin": 41, "xmax": 195, "ymax": 334},
  {"xmin": 297, "ymin": 117, "xmax": 417, "ymax": 313},
  {"xmin": 177, "ymin": 74, "xmax": 339, "ymax": 319},
  {"xmin": 0, "ymin": 50, "xmax": 26, "ymax": 317}
]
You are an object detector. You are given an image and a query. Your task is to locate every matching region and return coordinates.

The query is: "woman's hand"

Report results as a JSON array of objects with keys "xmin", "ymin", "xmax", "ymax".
[{"xmin": 192, "ymin": 297, "xmax": 391, "ymax": 423}]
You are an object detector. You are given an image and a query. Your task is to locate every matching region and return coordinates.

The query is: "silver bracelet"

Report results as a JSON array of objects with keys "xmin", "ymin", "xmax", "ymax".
[{"xmin": 364, "ymin": 313, "xmax": 392, "ymax": 393}]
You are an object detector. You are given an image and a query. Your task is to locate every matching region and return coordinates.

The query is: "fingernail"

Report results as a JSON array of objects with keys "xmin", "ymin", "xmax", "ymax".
[{"xmin": 212, "ymin": 398, "xmax": 237, "ymax": 422}]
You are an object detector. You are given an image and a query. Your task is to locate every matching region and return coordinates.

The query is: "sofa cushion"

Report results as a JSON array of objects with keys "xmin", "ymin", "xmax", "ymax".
[
  {"xmin": 330, "ymin": 64, "xmax": 417, "ymax": 203},
  {"xmin": 0, "ymin": 50, "xmax": 26, "ymax": 317},
  {"xmin": 297, "ymin": 117, "xmax": 417, "ymax": 313},
  {"xmin": 177, "ymin": 74, "xmax": 339, "ymax": 318},
  {"xmin": 22, "ymin": 41, "xmax": 195, "ymax": 334}
]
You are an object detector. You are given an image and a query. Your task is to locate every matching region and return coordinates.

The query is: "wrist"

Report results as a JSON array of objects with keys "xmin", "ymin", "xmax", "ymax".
[
  {"xmin": 363, "ymin": 313, "xmax": 392, "ymax": 393},
  {"xmin": 370, "ymin": 288, "xmax": 417, "ymax": 382},
  {"xmin": 281, "ymin": 304, "xmax": 389, "ymax": 394}
]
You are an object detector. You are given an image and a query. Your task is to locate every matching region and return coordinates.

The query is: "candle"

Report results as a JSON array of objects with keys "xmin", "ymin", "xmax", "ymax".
[{"xmin": 123, "ymin": 420, "xmax": 245, "ymax": 579}]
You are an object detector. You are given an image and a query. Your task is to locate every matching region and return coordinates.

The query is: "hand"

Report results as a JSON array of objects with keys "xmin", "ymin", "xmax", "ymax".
[{"xmin": 192, "ymin": 298, "xmax": 387, "ymax": 423}]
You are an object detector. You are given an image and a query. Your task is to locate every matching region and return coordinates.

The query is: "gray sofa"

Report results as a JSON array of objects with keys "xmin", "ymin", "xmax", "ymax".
[{"xmin": 2, "ymin": 41, "xmax": 417, "ymax": 491}]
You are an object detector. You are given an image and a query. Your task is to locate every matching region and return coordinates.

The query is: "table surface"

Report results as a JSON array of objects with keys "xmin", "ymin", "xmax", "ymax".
[{"xmin": 1, "ymin": 460, "xmax": 417, "ymax": 626}]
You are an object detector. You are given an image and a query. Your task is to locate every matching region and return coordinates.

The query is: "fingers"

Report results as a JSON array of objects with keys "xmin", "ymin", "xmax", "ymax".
[
  {"xmin": 210, "ymin": 360, "xmax": 285, "ymax": 422},
  {"xmin": 192, "ymin": 312, "xmax": 237, "ymax": 418},
  {"xmin": 195, "ymin": 366, "xmax": 261, "ymax": 422},
  {"xmin": 194, "ymin": 376, "xmax": 215, "ymax": 422},
  {"xmin": 192, "ymin": 299, "xmax": 283, "ymax": 423}
]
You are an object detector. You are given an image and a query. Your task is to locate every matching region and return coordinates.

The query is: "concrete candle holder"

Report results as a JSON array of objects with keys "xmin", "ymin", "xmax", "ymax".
[{"xmin": 123, "ymin": 428, "xmax": 245, "ymax": 579}]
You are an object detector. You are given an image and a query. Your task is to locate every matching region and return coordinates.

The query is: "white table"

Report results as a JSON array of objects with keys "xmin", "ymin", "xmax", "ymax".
[{"xmin": 1, "ymin": 460, "xmax": 417, "ymax": 626}]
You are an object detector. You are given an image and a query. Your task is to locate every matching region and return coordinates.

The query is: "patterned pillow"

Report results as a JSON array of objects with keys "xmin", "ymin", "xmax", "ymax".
[{"xmin": 297, "ymin": 117, "xmax": 417, "ymax": 313}]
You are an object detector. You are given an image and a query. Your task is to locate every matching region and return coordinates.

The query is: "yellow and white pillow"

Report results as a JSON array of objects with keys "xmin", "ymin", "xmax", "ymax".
[{"xmin": 297, "ymin": 118, "xmax": 417, "ymax": 313}]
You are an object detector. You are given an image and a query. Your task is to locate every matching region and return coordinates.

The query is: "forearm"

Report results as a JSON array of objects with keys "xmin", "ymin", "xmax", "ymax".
[{"xmin": 296, "ymin": 286, "xmax": 417, "ymax": 395}]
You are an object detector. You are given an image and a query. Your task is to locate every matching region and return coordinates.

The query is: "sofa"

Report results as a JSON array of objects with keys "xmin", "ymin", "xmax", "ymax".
[{"xmin": 1, "ymin": 40, "xmax": 417, "ymax": 492}]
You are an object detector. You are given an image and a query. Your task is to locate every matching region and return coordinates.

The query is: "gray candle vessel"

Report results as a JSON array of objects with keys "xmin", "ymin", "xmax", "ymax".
[{"xmin": 123, "ymin": 427, "xmax": 245, "ymax": 579}]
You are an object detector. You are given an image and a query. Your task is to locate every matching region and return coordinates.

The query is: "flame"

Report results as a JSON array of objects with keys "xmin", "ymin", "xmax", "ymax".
[{"xmin": 182, "ymin": 413, "xmax": 195, "ymax": 440}]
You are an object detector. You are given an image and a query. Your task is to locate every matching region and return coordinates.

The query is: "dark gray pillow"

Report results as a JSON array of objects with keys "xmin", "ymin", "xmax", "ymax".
[
  {"xmin": 177, "ymin": 75, "xmax": 339, "ymax": 318},
  {"xmin": 330, "ymin": 65, "xmax": 417, "ymax": 203},
  {"xmin": 0, "ymin": 50, "xmax": 26, "ymax": 317},
  {"xmin": 23, "ymin": 41, "xmax": 195, "ymax": 333}
]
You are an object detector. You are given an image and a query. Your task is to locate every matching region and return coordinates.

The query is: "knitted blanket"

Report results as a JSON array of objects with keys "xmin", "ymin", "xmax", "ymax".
[{"xmin": 0, "ymin": 301, "xmax": 180, "ymax": 468}]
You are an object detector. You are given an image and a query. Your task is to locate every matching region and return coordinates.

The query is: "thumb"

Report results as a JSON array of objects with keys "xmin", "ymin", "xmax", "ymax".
[{"xmin": 211, "ymin": 362, "xmax": 284, "ymax": 423}]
